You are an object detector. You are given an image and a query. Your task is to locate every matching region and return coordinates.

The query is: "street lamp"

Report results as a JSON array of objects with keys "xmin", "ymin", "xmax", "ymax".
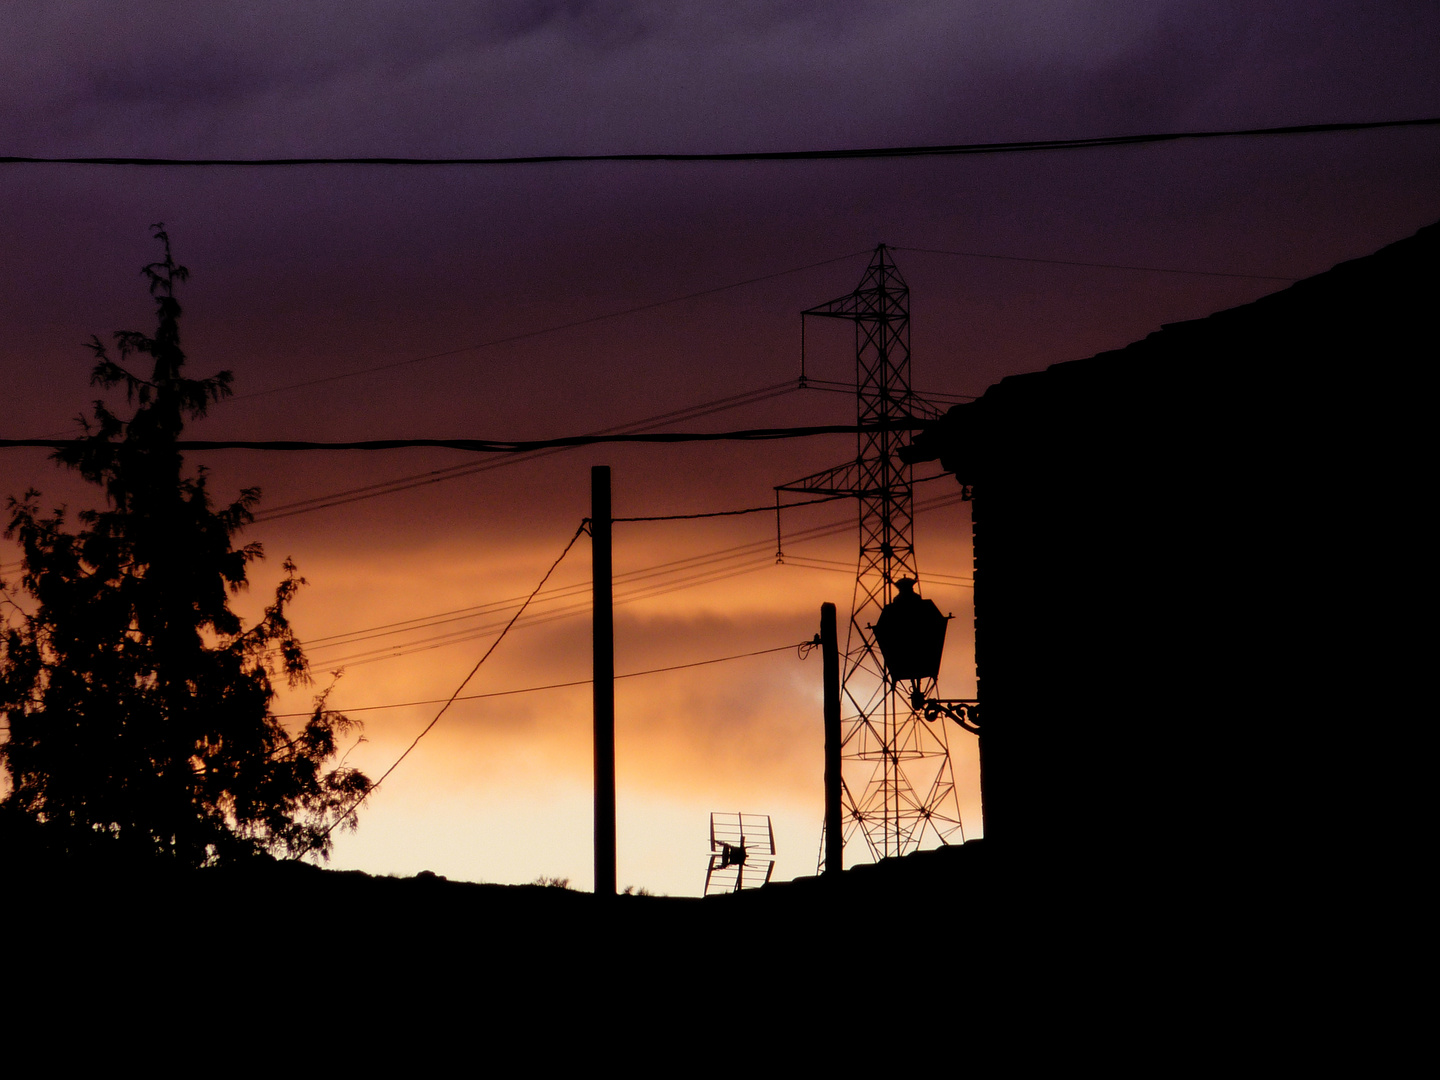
[{"xmin": 872, "ymin": 578, "xmax": 980, "ymax": 734}]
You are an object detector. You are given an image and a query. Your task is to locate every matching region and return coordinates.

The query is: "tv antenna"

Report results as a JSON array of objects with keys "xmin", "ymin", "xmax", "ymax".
[
  {"xmin": 777, "ymin": 245, "xmax": 965, "ymax": 867},
  {"xmin": 704, "ymin": 812, "xmax": 776, "ymax": 895}
]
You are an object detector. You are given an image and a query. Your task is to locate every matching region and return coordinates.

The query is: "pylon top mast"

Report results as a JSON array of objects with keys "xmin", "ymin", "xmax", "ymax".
[{"xmin": 778, "ymin": 245, "xmax": 963, "ymax": 864}]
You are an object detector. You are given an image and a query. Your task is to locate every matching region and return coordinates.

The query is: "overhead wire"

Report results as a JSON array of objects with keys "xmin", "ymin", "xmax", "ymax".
[
  {"xmin": 893, "ymin": 245, "xmax": 1299, "ymax": 282},
  {"xmin": 373, "ymin": 481, "xmax": 961, "ymax": 629},
  {"xmin": 7, "ymin": 475, "xmax": 964, "ymax": 647},
  {"xmin": 65, "ymin": 488, "xmax": 871, "ymax": 669},
  {"xmin": 248, "ymin": 379, "xmax": 801, "ymax": 522},
  {"xmin": 306, "ymin": 555, "xmax": 783, "ymax": 667},
  {"xmin": 190, "ymin": 380, "xmax": 802, "ymax": 525},
  {"xmin": 5, "ymin": 116, "xmax": 1435, "ymax": 168},
  {"xmin": 1, "ymin": 226, "xmax": 1278, "ymax": 452},
  {"xmin": 781, "ymin": 554, "xmax": 973, "ymax": 588},
  {"xmin": 301, "ymin": 493, "xmax": 925, "ymax": 654},
  {"xmin": 222, "ymin": 252, "xmax": 871, "ymax": 403},
  {"xmin": 273, "ymin": 640, "xmax": 810, "ymax": 719},
  {"xmin": 310, "ymin": 554, "xmax": 786, "ymax": 668},
  {"xmin": 614, "ymin": 492, "xmax": 847, "ymax": 523},
  {"xmin": 0, "ymin": 228, "xmax": 1264, "ymax": 476},
  {"xmin": 0, "ymin": 225, "xmax": 1289, "ymax": 547},
  {"xmin": 802, "ymin": 379, "xmax": 978, "ymax": 403},
  {"xmin": 2, "ymin": 239, "xmax": 962, "ymax": 672},
  {"xmin": 299, "ymin": 526, "xmax": 800, "ymax": 656},
  {"xmin": 296, "ymin": 489, "xmax": 970, "ymax": 667},
  {"xmin": 296, "ymin": 518, "xmax": 588, "ymax": 855},
  {"xmin": 0, "ymin": 421, "xmax": 921, "ymax": 454}
]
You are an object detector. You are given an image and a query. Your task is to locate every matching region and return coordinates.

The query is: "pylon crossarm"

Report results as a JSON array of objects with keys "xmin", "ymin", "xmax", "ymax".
[
  {"xmin": 803, "ymin": 297, "xmax": 868, "ymax": 318},
  {"xmin": 774, "ymin": 458, "xmax": 865, "ymax": 495}
]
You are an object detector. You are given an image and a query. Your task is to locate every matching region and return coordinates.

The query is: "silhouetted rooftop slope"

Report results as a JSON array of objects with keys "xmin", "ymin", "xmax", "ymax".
[
  {"xmin": 913, "ymin": 218, "xmax": 1436, "ymax": 467},
  {"xmin": 905, "ymin": 221, "xmax": 1433, "ymax": 892}
]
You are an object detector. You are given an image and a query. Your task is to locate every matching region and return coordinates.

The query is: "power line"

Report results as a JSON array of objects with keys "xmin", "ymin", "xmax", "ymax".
[
  {"xmin": 14, "ymin": 484, "xmax": 875, "ymax": 670},
  {"xmin": 615, "ymin": 493, "xmax": 847, "ymax": 523},
  {"xmin": 0, "ymin": 226, "xmax": 1271, "ymax": 539},
  {"xmin": 301, "ymin": 513, "xmax": 857, "ymax": 656},
  {"xmin": 273, "ymin": 641, "xmax": 810, "ymax": 718},
  {"xmin": 297, "ymin": 519, "xmax": 587, "ymax": 855},
  {"xmin": 296, "ymin": 490, "xmax": 970, "ymax": 668},
  {"xmin": 0, "ymin": 421, "xmax": 921, "ymax": 454},
  {"xmin": 249, "ymin": 379, "xmax": 801, "ymax": 522},
  {"xmin": 306, "ymin": 532, "xmax": 835, "ymax": 666},
  {"xmin": 379, "ymin": 487, "xmax": 966, "ymax": 637},
  {"xmin": 310, "ymin": 554, "xmax": 785, "ymax": 668},
  {"xmin": 8, "ymin": 479, "xmax": 970, "ymax": 668},
  {"xmin": 803, "ymin": 378, "xmax": 978, "ymax": 403},
  {"xmin": 894, "ymin": 246, "xmax": 1297, "ymax": 282},
  {"xmin": 5, "ymin": 118, "xmax": 1435, "ymax": 168},
  {"xmin": 781, "ymin": 553, "xmax": 974, "ymax": 588},
  {"xmin": 124, "ymin": 237, "xmax": 1267, "ymax": 409},
  {"xmin": 223, "ymin": 253, "xmax": 871, "ymax": 402},
  {"xmin": 303, "ymin": 511, "xmax": 882, "ymax": 661},
  {"xmin": 243, "ymin": 386, "xmax": 954, "ymax": 524}
]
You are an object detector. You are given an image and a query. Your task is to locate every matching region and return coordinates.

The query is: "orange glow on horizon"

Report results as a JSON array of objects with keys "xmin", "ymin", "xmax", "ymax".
[{"xmin": 248, "ymin": 487, "xmax": 981, "ymax": 895}]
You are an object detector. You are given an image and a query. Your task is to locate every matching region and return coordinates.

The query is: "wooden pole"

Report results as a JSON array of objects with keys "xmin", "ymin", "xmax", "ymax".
[
  {"xmin": 821, "ymin": 601, "xmax": 842, "ymax": 876},
  {"xmin": 592, "ymin": 466, "xmax": 616, "ymax": 897}
]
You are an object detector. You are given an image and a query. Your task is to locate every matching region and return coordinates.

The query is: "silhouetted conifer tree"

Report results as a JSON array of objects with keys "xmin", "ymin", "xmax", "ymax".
[{"xmin": 0, "ymin": 226, "xmax": 370, "ymax": 865}]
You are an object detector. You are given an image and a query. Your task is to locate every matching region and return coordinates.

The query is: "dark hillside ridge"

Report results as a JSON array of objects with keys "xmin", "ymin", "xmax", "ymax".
[{"xmin": 9, "ymin": 841, "xmax": 1004, "ymax": 1004}]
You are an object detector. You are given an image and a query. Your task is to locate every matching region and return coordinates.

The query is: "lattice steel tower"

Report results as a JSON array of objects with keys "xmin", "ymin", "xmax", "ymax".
[{"xmin": 778, "ymin": 245, "xmax": 964, "ymax": 865}]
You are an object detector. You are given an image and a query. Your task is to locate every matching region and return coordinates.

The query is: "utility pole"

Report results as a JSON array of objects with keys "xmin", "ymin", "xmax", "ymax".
[
  {"xmin": 592, "ymin": 465, "xmax": 616, "ymax": 897},
  {"xmin": 821, "ymin": 602, "xmax": 842, "ymax": 876}
]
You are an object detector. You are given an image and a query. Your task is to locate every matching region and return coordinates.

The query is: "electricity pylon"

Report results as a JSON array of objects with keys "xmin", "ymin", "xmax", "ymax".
[{"xmin": 778, "ymin": 245, "xmax": 964, "ymax": 866}]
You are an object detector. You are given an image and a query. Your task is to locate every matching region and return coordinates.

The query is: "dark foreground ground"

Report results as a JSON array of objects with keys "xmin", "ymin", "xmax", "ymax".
[
  {"xmin": 9, "ymin": 838, "xmax": 1361, "ymax": 1060},
  {"xmin": 13, "ymin": 841, "xmax": 1003, "ymax": 1000}
]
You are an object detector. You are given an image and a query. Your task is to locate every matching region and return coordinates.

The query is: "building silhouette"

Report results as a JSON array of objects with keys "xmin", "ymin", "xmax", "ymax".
[{"xmin": 903, "ymin": 221, "xmax": 1433, "ymax": 905}]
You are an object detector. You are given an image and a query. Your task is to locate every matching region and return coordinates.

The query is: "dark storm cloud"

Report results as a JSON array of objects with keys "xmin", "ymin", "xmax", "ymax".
[
  {"xmin": 1, "ymin": 2, "xmax": 1182, "ymax": 153},
  {"xmin": 4, "ymin": 2, "xmax": 1436, "ymax": 157}
]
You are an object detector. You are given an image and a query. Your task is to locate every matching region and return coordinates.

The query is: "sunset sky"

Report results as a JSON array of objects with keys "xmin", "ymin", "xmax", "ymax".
[{"xmin": 2, "ymin": 2, "xmax": 1437, "ymax": 894}]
